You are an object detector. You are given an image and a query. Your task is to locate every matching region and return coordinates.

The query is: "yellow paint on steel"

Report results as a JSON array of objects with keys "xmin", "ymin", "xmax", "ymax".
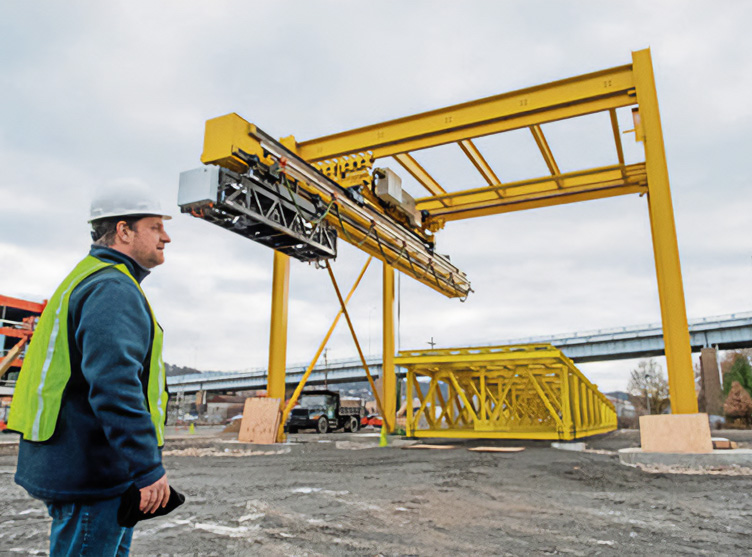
[
  {"xmin": 325, "ymin": 261, "xmax": 386, "ymax": 421},
  {"xmin": 458, "ymin": 139, "xmax": 501, "ymax": 190},
  {"xmin": 632, "ymin": 49, "xmax": 697, "ymax": 414},
  {"xmin": 276, "ymin": 257, "xmax": 373, "ymax": 442},
  {"xmin": 296, "ymin": 65, "xmax": 636, "ymax": 161},
  {"xmin": 382, "ymin": 263, "xmax": 396, "ymax": 431},
  {"xmin": 609, "ymin": 109, "xmax": 626, "ymax": 168},
  {"xmin": 267, "ymin": 251, "xmax": 290, "ymax": 402},
  {"xmin": 393, "ymin": 153, "xmax": 447, "ymax": 198},
  {"xmin": 397, "ymin": 344, "xmax": 617, "ymax": 440},
  {"xmin": 529, "ymin": 125, "xmax": 561, "ymax": 183},
  {"xmin": 201, "ymin": 113, "xmax": 266, "ymax": 173},
  {"xmin": 418, "ymin": 163, "xmax": 647, "ymax": 223}
]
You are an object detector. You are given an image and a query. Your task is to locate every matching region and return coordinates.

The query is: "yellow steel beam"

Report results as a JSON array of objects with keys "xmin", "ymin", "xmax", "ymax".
[
  {"xmin": 416, "ymin": 163, "xmax": 647, "ymax": 223},
  {"xmin": 529, "ymin": 125, "xmax": 561, "ymax": 182},
  {"xmin": 492, "ymin": 382, "xmax": 514, "ymax": 421},
  {"xmin": 457, "ymin": 139, "xmax": 502, "ymax": 193},
  {"xmin": 398, "ymin": 345, "xmax": 564, "ymax": 366},
  {"xmin": 408, "ymin": 425, "xmax": 618, "ymax": 440},
  {"xmin": 406, "ymin": 371, "xmax": 414, "ymax": 436},
  {"xmin": 296, "ymin": 64, "xmax": 636, "ymax": 161},
  {"xmin": 201, "ymin": 113, "xmax": 267, "ymax": 172},
  {"xmin": 434, "ymin": 379, "xmax": 452, "ymax": 425},
  {"xmin": 446, "ymin": 373, "xmax": 479, "ymax": 422},
  {"xmin": 382, "ymin": 263, "xmax": 396, "ymax": 431},
  {"xmin": 561, "ymin": 367, "xmax": 573, "ymax": 436},
  {"xmin": 415, "ymin": 378, "xmax": 438, "ymax": 428},
  {"xmin": 539, "ymin": 376, "xmax": 563, "ymax": 414},
  {"xmin": 609, "ymin": 108, "xmax": 626, "ymax": 168},
  {"xmin": 267, "ymin": 251, "xmax": 290, "ymax": 402},
  {"xmin": 393, "ymin": 153, "xmax": 447, "ymax": 198},
  {"xmin": 326, "ymin": 261, "xmax": 386, "ymax": 421},
  {"xmin": 632, "ymin": 48, "xmax": 697, "ymax": 414}
]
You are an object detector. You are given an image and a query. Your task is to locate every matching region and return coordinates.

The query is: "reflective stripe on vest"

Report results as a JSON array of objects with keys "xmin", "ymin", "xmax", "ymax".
[{"xmin": 8, "ymin": 255, "xmax": 168, "ymax": 446}]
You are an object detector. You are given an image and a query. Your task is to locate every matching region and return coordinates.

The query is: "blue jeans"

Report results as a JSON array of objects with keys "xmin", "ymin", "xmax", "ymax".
[{"xmin": 46, "ymin": 496, "xmax": 133, "ymax": 557}]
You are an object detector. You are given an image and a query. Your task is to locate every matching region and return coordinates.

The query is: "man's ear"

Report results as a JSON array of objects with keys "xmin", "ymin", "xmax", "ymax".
[{"xmin": 115, "ymin": 220, "xmax": 132, "ymax": 244}]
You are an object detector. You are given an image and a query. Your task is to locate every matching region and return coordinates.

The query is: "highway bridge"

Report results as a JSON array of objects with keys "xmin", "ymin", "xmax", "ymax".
[{"xmin": 167, "ymin": 311, "xmax": 752, "ymax": 394}]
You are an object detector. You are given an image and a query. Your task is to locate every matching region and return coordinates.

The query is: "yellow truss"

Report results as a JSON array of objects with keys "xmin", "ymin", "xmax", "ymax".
[{"xmin": 397, "ymin": 344, "xmax": 617, "ymax": 440}]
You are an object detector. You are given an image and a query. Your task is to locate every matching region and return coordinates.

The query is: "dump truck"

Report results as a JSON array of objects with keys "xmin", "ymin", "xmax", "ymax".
[{"xmin": 287, "ymin": 390, "xmax": 363, "ymax": 434}]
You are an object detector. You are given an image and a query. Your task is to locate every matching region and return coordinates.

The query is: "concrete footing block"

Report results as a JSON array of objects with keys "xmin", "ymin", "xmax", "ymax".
[
  {"xmin": 619, "ymin": 447, "xmax": 752, "ymax": 468},
  {"xmin": 551, "ymin": 442, "xmax": 587, "ymax": 452}
]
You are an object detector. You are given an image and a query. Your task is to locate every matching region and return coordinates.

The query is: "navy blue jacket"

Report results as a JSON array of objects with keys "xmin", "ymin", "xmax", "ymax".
[{"xmin": 15, "ymin": 246, "xmax": 166, "ymax": 502}]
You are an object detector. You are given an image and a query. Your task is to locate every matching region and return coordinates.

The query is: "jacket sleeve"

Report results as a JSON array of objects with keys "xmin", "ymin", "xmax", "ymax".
[{"xmin": 73, "ymin": 274, "xmax": 165, "ymax": 489}]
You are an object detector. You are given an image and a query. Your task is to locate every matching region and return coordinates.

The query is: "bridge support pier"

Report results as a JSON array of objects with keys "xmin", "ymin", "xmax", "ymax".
[{"xmin": 699, "ymin": 347, "xmax": 723, "ymax": 416}]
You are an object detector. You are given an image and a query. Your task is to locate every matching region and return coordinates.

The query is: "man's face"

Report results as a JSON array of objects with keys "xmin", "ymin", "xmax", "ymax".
[{"xmin": 128, "ymin": 216, "xmax": 171, "ymax": 269}]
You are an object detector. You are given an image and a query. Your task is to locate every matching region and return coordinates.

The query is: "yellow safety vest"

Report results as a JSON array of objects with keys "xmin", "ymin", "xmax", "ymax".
[{"xmin": 8, "ymin": 255, "xmax": 168, "ymax": 445}]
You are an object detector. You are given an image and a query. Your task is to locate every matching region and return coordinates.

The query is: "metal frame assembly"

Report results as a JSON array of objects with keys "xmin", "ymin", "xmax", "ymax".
[
  {"xmin": 397, "ymin": 345, "xmax": 617, "ymax": 440},
  {"xmin": 180, "ymin": 121, "xmax": 471, "ymax": 299},
  {"xmin": 179, "ymin": 47, "xmax": 697, "ymax": 439},
  {"xmin": 0, "ymin": 295, "xmax": 45, "ymax": 380}
]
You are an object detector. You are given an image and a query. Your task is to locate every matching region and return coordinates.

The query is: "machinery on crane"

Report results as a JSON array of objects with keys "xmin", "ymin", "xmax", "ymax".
[{"xmin": 178, "ymin": 118, "xmax": 471, "ymax": 299}]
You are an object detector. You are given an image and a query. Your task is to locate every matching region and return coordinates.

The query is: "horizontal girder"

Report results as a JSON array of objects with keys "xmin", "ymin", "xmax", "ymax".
[
  {"xmin": 417, "ymin": 163, "xmax": 647, "ymax": 223},
  {"xmin": 296, "ymin": 64, "xmax": 636, "ymax": 161}
]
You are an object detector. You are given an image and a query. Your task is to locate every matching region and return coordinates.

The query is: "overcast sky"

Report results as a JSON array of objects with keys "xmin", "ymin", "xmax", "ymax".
[{"xmin": 1, "ymin": 1, "xmax": 750, "ymax": 392}]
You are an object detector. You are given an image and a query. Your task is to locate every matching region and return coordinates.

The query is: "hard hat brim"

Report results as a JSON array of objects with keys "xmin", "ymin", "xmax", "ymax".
[{"xmin": 88, "ymin": 212, "xmax": 173, "ymax": 224}]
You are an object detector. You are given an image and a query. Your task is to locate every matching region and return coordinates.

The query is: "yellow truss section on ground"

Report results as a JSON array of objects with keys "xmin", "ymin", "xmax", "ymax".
[{"xmin": 396, "ymin": 344, "xmax": 617, "ymax": 440}]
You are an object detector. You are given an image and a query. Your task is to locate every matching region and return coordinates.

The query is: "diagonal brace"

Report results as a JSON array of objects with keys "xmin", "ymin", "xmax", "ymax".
[
  {"xmin": 277, "ymin": 256, "xmax": 372, "ymax": 441},
  {"xmin": 325, "ymin": 260, "xmax": 388, "ymax": 427}
]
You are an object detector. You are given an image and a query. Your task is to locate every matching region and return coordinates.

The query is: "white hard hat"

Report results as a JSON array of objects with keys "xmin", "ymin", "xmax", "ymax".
[{"xmin": 89, "ymin": 180, "xmax": 172, "ymax": 223}]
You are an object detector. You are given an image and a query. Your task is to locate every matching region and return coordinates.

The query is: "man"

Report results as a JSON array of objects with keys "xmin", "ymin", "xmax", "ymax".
[{"xmin": 9, "ymin": 183, "xmax": 173, "ymax": 556}]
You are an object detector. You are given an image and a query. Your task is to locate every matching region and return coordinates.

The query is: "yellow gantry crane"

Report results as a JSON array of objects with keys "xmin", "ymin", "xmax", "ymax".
[{"xmin": 179, "ymin": 48, "xmax": 696, "ymax": 439}]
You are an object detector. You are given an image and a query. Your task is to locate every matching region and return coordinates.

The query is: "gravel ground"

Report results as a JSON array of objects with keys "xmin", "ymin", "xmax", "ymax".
[{"xmin": 1, "ymin": 429, "xmax": 752, "ymax": 556}]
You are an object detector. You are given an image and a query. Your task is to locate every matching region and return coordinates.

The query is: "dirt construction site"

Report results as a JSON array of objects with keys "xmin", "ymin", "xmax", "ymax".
[{"xmin": 1, "ymin": 427, "xmax": 752, "ymax": 556}]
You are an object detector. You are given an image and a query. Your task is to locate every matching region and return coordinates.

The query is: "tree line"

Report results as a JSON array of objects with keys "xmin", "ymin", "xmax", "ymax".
[{"xmin": 626, "ymin": 350, "xmax": 752, "ymax": 426}]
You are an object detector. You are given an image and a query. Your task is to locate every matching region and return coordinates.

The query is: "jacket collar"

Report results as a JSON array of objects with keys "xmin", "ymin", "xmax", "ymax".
[{"xmin": 89, "ymin": 245, "xmax": 151, "ymax": 284}]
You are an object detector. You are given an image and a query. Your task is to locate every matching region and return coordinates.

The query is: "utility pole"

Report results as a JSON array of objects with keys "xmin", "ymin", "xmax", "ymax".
[
  {"xmin": 323, "ymin": 348, "xmax": 329, "ymax": 389},
  {"xmin": 645, "ymin": 371, "xmax": 652, "ymax": 415},
  {"xmin": 428, "ymin": 337, "xmax": 436, "ymax": 349}
]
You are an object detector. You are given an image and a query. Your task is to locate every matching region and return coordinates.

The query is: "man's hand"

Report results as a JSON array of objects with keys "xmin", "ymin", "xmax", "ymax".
[{"xmin": 139, "ymin": 474, "xmax": 170, "ymax": 514}]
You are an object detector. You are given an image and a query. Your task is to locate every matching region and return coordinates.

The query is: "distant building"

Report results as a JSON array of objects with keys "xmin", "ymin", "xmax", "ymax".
[
  {"xmin": 605, "ymin": 391, "xmax": 636, "ymax": 418},
  {"xmin": 205, "ymin": 394, "xmax": 246, "ymax": 423}
]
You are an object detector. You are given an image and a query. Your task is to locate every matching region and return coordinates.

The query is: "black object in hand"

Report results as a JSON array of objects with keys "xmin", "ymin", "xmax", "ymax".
[{"xmin": 117, "ymin": 483, "xmax": 185, "ymax": 528}]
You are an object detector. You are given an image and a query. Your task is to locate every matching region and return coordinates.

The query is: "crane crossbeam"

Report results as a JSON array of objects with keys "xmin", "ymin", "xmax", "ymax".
[
  {"xmin": 180, "ymin": 118, "xmax": 471, "ymax": 299},
  {"xmin": 418, "ymin": 163, "xmax": 648, "ymax": 223}
]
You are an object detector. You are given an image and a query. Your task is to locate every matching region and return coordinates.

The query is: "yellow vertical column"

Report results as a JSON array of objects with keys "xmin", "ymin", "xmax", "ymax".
[
  {"xmin": 480, "ymin": 369, "xmax": 487, "ymax": 421},
  {"xmin": 406, "ymin": 370, "xmax": 414, "ymax": 436},
  {"xmin": 267, "ymin": 251, "xmax": 290, "ymax": 401},
  {"xmin": 632, "ymin": 48, "xmax": 697, "ymax": 414},
  {"xmin": 382, "ymin": 263, "xmax": 396, "ymax": 431},
  {"xmin": 560, "ymin": 366, "xmax": 573, "ymax": 439}
]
